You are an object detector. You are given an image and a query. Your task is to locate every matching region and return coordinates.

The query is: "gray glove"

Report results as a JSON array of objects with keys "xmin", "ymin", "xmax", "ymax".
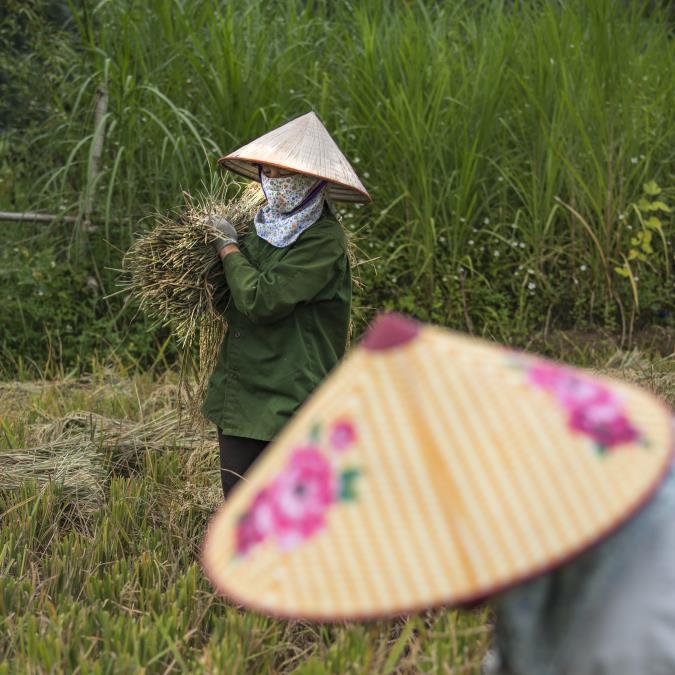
[{"xmin": 209, "ymin": 215, "xmax": 238, "ymax": 253}]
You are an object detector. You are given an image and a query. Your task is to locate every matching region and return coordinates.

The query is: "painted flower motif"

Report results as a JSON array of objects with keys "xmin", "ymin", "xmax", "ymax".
[
  {"xmin": 234, "ymin": 422, "xmax": 361, "ymax": 557},
  {"xmin": 329, "ymin": 420, "xmax": 357, "ymax": 451},
  {"xmin": 267, "ymin": 448, "xmax": 337, "ymax": 550},
  {"xmin": 568, "ymin": 397, "xmax": 639, "ymax": 449},
  {"xmin": 235, "ymin": 486, "xmax": 275, "ymax": 556},
  {"xmin": 527, "ymin": 361, "xmax": 641, "ymax": 452},
  {"xmin": 529, "ymin": 363, "xmax": 604, "ymax": 408}
]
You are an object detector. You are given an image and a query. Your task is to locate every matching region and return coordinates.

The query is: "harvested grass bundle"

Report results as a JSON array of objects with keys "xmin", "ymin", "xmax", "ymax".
[
  {"xmin": 0, "ymin": 411, "xmax": 215, "ymax": 512},
  {"xmin": 32, "ymin": 410, "xmax": 206, "ymax": 469},
  {"xmin": 0, "ymin": 445, "xmax": 105, "ymax": 513},
  {"xmin": 122, "ymin": 179, "xmax": 266, "ymax": 416}
]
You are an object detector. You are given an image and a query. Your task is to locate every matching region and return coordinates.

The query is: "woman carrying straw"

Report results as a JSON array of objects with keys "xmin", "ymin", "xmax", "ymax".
[{"xmin": 201, "ymin": 112, "xmax": 370, "ymax": 499}]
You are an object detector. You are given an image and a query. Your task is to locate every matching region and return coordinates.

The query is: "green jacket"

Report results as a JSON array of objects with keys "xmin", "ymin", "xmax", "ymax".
[{"xmin": 201, "ymin": 211, "xmax": 351, "ymax": 441}]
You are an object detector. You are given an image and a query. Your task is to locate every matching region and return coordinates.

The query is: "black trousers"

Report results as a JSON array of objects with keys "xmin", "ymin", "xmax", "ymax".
[{"xmin": 217, "ymin": 428, "xmax": 268, "ymax": 499}]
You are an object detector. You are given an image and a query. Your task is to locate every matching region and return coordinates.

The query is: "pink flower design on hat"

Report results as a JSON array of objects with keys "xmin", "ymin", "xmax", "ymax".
[
  {"xmin": 329, "ymin": 419, "xmax": 357, "ymax": 451},
  {"xmin": 526, "ymin": 361, "xmax": 642, "ymax": 453},
  {"xmin": 235, "ymin": 487, "xmax": 276, "ymax": 556},
  {"xmin": 267, "ymin": 448, "xmax": 337, "ymax": 550},
  {"xmin": 568, "ymin": 395, "xmax": 640, "ymax": 449},
  {"xmin": 234, "ymin": 420, "xmax": 362, "ymax": 557}
]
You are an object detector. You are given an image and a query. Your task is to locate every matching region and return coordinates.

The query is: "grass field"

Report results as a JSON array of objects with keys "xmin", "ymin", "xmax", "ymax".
[{"xmin": 1, "ymin": 342, "xmax": 673, "ymax": 673}]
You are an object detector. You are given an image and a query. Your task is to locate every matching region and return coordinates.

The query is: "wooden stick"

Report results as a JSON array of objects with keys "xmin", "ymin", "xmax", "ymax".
[
  {"xmin": 0, "ymin": 211, "xmax": 131, "ymax": 225},
  {"xmin": 0, "ymin": 210, "xmax": 78, "ymax": 223}
]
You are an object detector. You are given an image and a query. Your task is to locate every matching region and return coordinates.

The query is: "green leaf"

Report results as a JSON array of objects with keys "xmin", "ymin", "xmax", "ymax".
[
  {"xmin": 645, "ymin": 216, "xmax": 662, "ymax": 230},
  {"xmin": 637, "ymin": 197, "xmax": 651, "ymax": 211},
  {"xmin": 339, "ymin": 467, "xmax": 362, "ymax": 501},
  {"xmin": 643, "ymin": 180, "xmax": 661, "ymax": 196},
  {"xmin": 309, "ymin": 422, "xmax": 322, "ymax": 443},
  {"xmin": 628, "ymin": 249, "xmax": 639, "ymax": 260},
  {"xmin": 648, "ymin": 201, "xmax": 671, "ymax": 213},
  {"xmin": 614, "ymin": 265, "xmax": 630, "ymax": 277}
]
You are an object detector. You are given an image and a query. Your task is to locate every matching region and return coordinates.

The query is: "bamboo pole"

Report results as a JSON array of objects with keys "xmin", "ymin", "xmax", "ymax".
[
  {"xmin": 0, "ymin": 211, "xmax": 78, "ymax": 223},
  {"xmin": 78, "ymin": 85, "xmax": 109, "ymax": 256}
]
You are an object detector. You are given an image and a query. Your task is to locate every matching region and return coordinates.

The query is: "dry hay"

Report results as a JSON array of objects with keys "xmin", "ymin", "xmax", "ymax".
[
  {"xmin": 0, "ymin": 445, "xmax": 105, "ymax": 513},
  {"xmin": 122, "ymin": 179, "xmax": 266, "ymax": 418},
  {"xmin": 1, "ymin": 411, "xmax": 216, "ymax": 513}
]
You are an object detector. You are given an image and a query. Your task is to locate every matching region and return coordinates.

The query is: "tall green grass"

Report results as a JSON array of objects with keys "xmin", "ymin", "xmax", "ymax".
[{"xmin": 5, "ymin": 0, "xmax": 675, "ymax": 368}]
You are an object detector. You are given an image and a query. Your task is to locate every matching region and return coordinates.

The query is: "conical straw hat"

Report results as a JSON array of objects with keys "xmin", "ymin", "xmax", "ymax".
[
  {"xmin": 218, "ymin": 112, "xmax": 371, "ymax": 204},
  {"xmin": 202, "ymin": 314, "xmax": 674, "ymax": 621}
]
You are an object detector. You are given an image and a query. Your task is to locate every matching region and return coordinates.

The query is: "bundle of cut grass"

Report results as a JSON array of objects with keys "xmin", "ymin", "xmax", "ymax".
[
  {"xmin": 32, "ymin": 410, "xmax": 208, "ymax": 469},
  {"xmin": 123, "ymin": 179, "xmax": 266, "ymax": 416},
  {"xmin": 0, "ymin": 411, "xmax": 215, "ymax": 511},
  {"xmin": 0, "ymin": 445, "xmax": 105, "ymax": 513}
]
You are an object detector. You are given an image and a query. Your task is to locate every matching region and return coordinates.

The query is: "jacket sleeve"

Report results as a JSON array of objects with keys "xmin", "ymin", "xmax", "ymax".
[{"xmin": 222, "ymin": 223, "xmax": 345, "ymax": 325}]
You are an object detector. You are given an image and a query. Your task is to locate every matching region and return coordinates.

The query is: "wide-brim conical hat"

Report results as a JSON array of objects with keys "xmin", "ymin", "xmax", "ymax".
[
  {"xmin": 218, "ymin": 112, "xmax": 371, "ymax": 204},
  {"xmin": 202, "ymin": 314, "xmax": 673, "ymax": 621}
]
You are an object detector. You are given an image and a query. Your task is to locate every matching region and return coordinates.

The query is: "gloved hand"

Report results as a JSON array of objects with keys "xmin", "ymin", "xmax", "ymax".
[{"xmin": 208, "ymin": 215, "xmax": 238, "ymax": 254}]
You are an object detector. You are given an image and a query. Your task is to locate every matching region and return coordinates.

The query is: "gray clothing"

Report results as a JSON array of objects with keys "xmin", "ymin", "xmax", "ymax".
[{"xmin": 488, "ymin": 462, "xmax": 675, "ymax": 675}]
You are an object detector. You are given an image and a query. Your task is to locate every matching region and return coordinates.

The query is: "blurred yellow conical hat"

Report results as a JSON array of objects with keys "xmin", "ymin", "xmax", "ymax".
[
  {"xmin": 202, "ymin": 314, "xmax": 673, "ymax": 621},
  {"xmin": 218, "ymin": 112, "xmax": 370, "ymax": 204}
]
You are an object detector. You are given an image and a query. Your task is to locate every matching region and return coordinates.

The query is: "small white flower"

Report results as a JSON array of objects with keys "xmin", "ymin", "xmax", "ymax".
[
  {"xmin": 363, "ymin": 172, "xmax": 370, "ymax": 179},
  {"xmin": 483, "ymin": 217, "xmax": 490, "ymax": 225},
  {"xmin": 640, "ymin": 154, "xmax": 645, "ymax": 160},
  {"xmin": 519, "ymin": 242, "xmax": 526, "ymax": 248},
  {"xmin": 573, "ymin": 278, "xmax": 579, "ymax": 285},
  {"xmin": 353, "ymin": 157, "xmax": 361, "ymax": 164},
  {"xmin": 518, "ymin": 265, "xmax": 524, "ymax": 271},
  {"xmin": 497, "ymin": 176, "xmax": 504, "ymax": 182},
  {"xmin": 569, "ymin": 43, "xmax": 575, "ymax": 48},
  {"xmin": 618, "ymin": 214, "xmax": 624, "ymax": 220},
  {"xmin": 511, "ymin": 241, "xmax": 518, "ymax": 248},
  {"xmin": 442, "ymin": 275, "xmax": 448, "ymax": 282},
  {"xmin": 580, "ymin": 264, "xmax": 587, "ymax": 271},
  {"xmin": 527, "ymin": 268, "xmax": 534, "ymax": 275},
  {"xmin": 289, "ymin": 88, "xmax": 295, "ymax": 94},
  {"xmin": 493, "ymin": 250, "xmax": 500, "ymax": 257},
  {"xmin": 549, "ymin": 58, "xmax": 555, "ymax": 65},
  {"xmin": 348, "ymin": 133, "xmax": 356, "ymax": 140},
  {"xmin": 528, "ymin": 281, "xmax": 536, "ymax": 290},
  {"xmin": 627, "ymin": 224, "xmax": 632, "ymax": 230},
  {"xmin": 389, "ymin": 241, "xmax": 395, "ymax": 248},
  {"xmin": 468, "ymin": 239, "xmax": 474, "ymax": 245},
  {"xmin": 631, "ymin": 157, "xmax": 638, "ymax": 164},
  {"xmin": 439, "ymin": 236, "xmax": 446, "ymax": 244},
  {"xmin": 460, "ymin": 217, "xmax": 466, "ymax": 223},
  {"xmin": 634, "ymin": 276, "xmax": 639, "ymax": 282}
]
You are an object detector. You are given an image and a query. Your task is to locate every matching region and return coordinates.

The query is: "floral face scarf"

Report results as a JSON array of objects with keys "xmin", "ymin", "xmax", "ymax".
[{"xmin": 254, "ymin": 169, "xmax": 327, "ymax": 248}]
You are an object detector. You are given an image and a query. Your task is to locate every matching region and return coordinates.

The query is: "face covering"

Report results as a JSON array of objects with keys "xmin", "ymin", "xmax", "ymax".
[{"xmin": 254, "ymin": 170, "xmax": 327, "ymax": 247}]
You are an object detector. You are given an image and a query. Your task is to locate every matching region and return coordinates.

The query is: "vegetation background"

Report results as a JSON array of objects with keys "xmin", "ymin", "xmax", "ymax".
[
  {"xmin": 1, "ymin": 0, "xmax": 673, "ymax": 672},
  {"xmin": 1, "ymin": 0, "xmax": 673, "ymax": 375}
]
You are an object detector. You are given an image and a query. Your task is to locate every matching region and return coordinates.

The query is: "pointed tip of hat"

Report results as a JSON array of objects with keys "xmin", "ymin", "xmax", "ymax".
[{"xmin": 361, "ymin": 313, "xmax": 421, "ymax": 351}]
